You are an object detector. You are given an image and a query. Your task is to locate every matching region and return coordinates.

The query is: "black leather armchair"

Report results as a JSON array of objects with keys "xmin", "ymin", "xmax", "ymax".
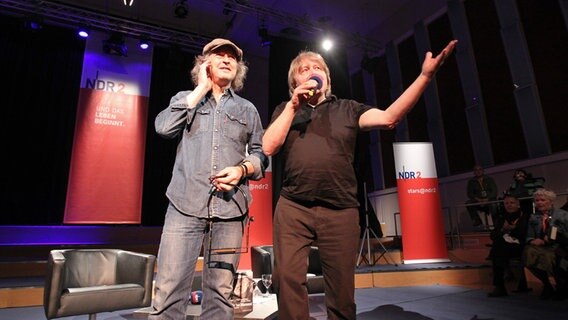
[
  {"xmin": 251, "ymin": 245, "xmax": 324, "ymax": 294},
  {"xmin": 43, "ymin": 248, "xmax": 156, "ymax": 320}
]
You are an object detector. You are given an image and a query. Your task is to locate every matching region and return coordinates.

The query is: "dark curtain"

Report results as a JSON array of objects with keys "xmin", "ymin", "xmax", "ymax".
[
  {"xmin": 142, "ymin": 46, "xmax": 197, "ymax": 226},
  {"xmin": 0, "ymin": 14, "xmax": 201, "ymax": 227},
  {"xmin": 0, "ymin": 16, "xmax": 84, "ymax": 225}
]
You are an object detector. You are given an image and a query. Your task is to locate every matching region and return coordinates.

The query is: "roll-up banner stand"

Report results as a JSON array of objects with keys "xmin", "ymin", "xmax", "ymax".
[
  {"xmin": 393, "ymin": 142, "xmax": 449, "ymax": 264},
  {"xmin": 65, "ymin": 31, "xmax": 152, "ymax": 224}
]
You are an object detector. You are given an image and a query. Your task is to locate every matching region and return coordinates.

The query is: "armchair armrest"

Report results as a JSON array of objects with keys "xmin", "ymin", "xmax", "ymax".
[
  {"xmin": 116, "ymin": 250, "xmax": 156, "ymax": 305},
  {"xmin": 43, "ymin": 250, "xmax": 67, "ymax": 319},
  {"xmin": 116, "ymin": 250, "xmax": 156, "ymax": 284},
  {"xmin": 251, "ymin": 245, "xmax": 273, "ymax": 278}
]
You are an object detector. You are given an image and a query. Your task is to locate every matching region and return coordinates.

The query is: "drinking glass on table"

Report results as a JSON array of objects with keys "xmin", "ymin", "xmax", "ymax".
[{"xmin": 261, "ymin": 274, "xmax": 272, "ymax": 297}]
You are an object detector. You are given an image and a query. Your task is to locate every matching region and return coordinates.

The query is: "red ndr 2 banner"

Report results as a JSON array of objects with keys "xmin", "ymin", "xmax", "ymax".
[
  {"xmin": 393, "ymin": 142, "xmax": 449, "ymax": 264},
  {"xmin": 65, "ymin": 31, "xmax": 152, "ymax": 224}
]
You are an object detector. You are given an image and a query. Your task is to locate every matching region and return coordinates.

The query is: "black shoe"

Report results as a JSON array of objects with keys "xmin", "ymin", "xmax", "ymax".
[{"xmin": 488, "ymin": 287, "xmax": 508, "ymax": 297}]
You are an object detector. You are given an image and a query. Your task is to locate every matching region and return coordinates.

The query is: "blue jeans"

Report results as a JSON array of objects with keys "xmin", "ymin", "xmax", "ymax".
[{"xmin": 149, "ymin": 203, "xmax": 246, "ymax": 319}]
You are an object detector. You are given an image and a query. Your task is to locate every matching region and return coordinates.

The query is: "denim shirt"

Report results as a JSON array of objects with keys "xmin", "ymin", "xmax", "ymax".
[
  {"xmin": 155, "ymin": 89, "xmax": 266, "ymax": 219},
  {"xmin": 526, "ymin": 208, "xmax": 568, "ymax": 245}
]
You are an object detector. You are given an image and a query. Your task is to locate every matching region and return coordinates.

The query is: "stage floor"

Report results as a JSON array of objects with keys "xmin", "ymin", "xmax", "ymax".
[{"xmin": 2, "ymin": 284, "xmax": 567, "ymax": 320}]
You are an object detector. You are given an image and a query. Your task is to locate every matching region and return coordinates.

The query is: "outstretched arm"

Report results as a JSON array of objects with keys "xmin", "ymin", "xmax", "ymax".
[{"xmin": 359, "ymin": 40, "xmax": 458, "ymax": 131}]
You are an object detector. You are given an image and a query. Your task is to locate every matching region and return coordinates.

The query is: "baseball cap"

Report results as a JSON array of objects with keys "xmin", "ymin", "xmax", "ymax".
[{"xmin": 202, "ymin": 38, "xmax": 243, "ymax": 61}]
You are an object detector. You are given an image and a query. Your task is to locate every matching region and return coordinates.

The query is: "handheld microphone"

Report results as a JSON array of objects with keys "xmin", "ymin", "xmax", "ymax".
[
  {"xmin": 307, "ymin": 75, "xmax": 323, "ymax": 97},
  {"xmin": 191, "ymin": 290, "xmax": 203, "ymax": 304}
]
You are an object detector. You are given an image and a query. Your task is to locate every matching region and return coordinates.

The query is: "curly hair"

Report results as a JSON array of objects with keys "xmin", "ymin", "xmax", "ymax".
[
  {"xmin": 533, "ymin": 188, "xmax": 556, "ymax": 201},
  {"xmin": 190, "ymin": 54, "xmax": 248, "ymax": 92}
]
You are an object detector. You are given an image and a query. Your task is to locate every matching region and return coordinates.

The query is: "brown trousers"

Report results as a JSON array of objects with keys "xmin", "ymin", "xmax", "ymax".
[{"xmin": 272, "ymin": 196, "xmax": 360, "ymax": 320}]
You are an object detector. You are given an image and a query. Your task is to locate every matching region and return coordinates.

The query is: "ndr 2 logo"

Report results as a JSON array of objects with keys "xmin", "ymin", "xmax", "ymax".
[
  {"xmin": 398, "ymin": 170, "xmax": 422, "ymax": 179},
  {"xmin": 84, "ymin": 72, "xmax": 126, "ymax": 93}
]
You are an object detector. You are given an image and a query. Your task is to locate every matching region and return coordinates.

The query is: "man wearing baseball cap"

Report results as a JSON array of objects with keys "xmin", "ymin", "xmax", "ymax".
[{"xmin": 150, "ymin": 38, "xmax": 268, "ymax": 319}]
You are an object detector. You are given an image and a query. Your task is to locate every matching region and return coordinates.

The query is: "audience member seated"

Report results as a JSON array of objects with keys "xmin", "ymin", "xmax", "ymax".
[
  {"xmin": 506, "ymin": 169, "xmax": 531, "ymax": 199},
  {"xmin": 504, "ymin": 168, "xmax": 545, "ymax": 217},
  {"xmin": 523, "ymin": 188, "xmax": 568, "ymax": 300},
  {"xmin": 487, "ymin": 194, "xmax": 530, "ymax": 297},
  {"xmin": 465, "ymin": 164, "xmax": 498, "ymax": 229}
]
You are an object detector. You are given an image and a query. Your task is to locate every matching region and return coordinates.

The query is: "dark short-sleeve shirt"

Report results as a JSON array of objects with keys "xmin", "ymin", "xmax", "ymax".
[{"xmin": 270, "ymin": 96, "xmax": 372, "ymax": 208}]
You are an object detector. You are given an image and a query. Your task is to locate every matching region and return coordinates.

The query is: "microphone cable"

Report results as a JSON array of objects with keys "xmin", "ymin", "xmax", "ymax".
[{"xmin": 205, "ymin": 180, "xmax": 253, "ymax": 274}]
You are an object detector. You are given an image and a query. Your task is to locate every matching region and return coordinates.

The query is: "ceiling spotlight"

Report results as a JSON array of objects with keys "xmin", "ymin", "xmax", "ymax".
[
  {"xmin": 174, "ymin": 0, "xmax": 188, "ymax": 18},
  {"xmin": 321, "ymin": 38, "xmax": 333, "ymax": 51},
  {"xmin": 77, "ymin": 26, "xmax": 90, "ymax": 38},
  {"xmin": 103, "ymin": 32, "xmax": 128, "ymax": 57},
  {"xmin": 24, "ymin": 16, "xmax": 43, "ymax": 32},
  {"xmin": 139, "ymin": 37, "xmax": 150, "ymax": 50}
]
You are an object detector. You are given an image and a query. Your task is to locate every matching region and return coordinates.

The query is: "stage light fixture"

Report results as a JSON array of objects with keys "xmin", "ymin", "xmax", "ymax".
[
  {"xmin": 24, "ymin": 16, "xmax": 43, "ymax": 32},
  {"xmin": 139, "ymin": 37, "xmax": 150, "ymax": 50},
  {"xmin": 103, "ymin": 32, "xmax": 128, "ymax": 57},
  {"xmin": 77, "ymin": 25, "xmax": 90, "ymax": 38},
  {"xmin": 321, "ymin": 37, "xmax": 333, "ymax": 51},
  {"xmin": 174, "ymin": 0, "xmax": 188, "ymax": 18}
]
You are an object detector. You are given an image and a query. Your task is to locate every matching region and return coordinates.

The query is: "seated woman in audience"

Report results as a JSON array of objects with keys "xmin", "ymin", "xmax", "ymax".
[
  {"xmin": 523, "ymin": 188, "xmax": 568, "ymax": 300},
  {"xmin": 488, "ymin": 194, "xmax": 530, "ymax": 297}
]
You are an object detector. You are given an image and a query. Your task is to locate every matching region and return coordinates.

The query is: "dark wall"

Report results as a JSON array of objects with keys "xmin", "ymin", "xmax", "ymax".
[
  {"xmin": 517, "ymin": 0, "xmax": 568, "ymax": 153},
  {"xmin": 366, "ymin": 0, "xmax": 567, "ymax": 182},
  {"xmin": 429, "ymin": 12, "xmax": 471, "ymax": 175}
]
